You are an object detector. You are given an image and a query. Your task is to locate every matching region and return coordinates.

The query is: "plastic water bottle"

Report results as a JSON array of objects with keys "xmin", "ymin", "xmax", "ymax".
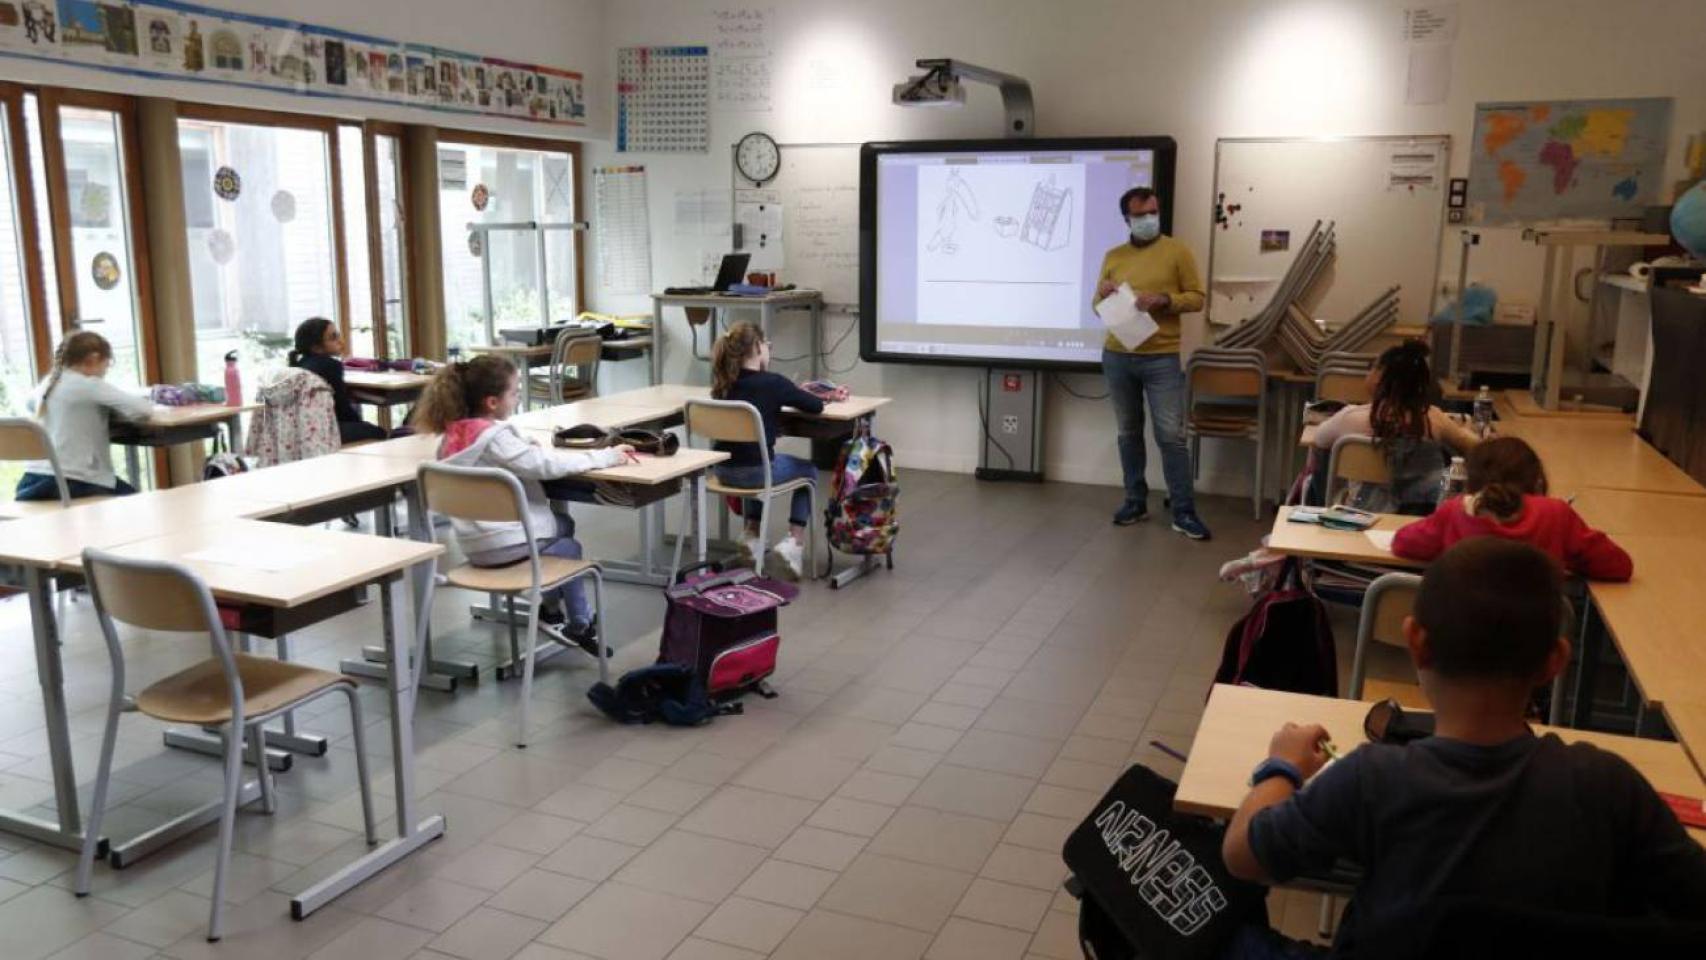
[
  {"xmin": 223, "ymin": 350, "xmax": 242, "ymax": 407},
  {"xmin": 1437, "ymin": 456, "xmax": 1468, "ymax": 505},
  {"xmin": 1472, "ymin": 385, "xmax": 1494, "ymax": 437}
]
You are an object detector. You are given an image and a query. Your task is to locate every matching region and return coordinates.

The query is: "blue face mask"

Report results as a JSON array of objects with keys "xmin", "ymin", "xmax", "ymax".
[{"xmin": 1128, "ymin": 213, "xmax": 1160, "ymax": 243}]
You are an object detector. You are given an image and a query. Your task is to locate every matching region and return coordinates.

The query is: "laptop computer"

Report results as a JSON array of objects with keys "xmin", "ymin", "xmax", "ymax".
[{"xmin": 664, "ymin": 253, "xmax": 751, "ymax": 296}]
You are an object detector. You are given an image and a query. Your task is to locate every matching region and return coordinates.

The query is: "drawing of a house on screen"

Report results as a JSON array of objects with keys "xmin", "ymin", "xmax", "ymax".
[{"xmin": 1020, "ymin": 177, "xmax": 1073, "ymax": 251}]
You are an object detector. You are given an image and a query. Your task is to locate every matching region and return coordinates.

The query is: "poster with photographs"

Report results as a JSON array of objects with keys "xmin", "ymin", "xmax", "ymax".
[
  {"xmin": 0, "ymin": 1, "xmax": 65, "ymax": 58},
  {"xmin": 0, "ymin": 0, "xmax": 585, "ymax": 126},
  {"xmin": 536, "ymin": 64, "xmax": 585, "ymax": 123},
  {"xmin": 57, "ymin": 0, "xmax": 139, "ymax": 67},
  {"xmin": 134, "ymin": 4, "xmax": 188, "ymax": 73}
]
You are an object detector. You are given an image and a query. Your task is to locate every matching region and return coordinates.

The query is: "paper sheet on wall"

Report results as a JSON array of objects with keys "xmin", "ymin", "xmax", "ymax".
[
  {"xmin": 1404, "ymin": 43, "xmax": 1452, "ymax": 106},
  {"xmin": 594, "ymin": 165, "xmax": 653, "ymax": 295},
  {"xmin": 734, "ymin": 198, "xmax": 784, "ymax": 271},
  {"xmin": 617, "ymin": 46, "xmax": 710, "ymax": 152},
  {"xmin": 185, "ymin": 542, "xmax": 334, "ymax": 572},
  {"xmin": 1095, "ymin": 284, "xmax": 1157, "ymax": 350},
  {"xmin": 713, "ymin": 6, "xmax": 773, "ymax": 110}
]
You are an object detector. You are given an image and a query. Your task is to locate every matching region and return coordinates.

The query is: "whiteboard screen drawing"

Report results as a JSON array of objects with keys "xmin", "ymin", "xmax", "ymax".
[
  {"xmin": 916, "ymin": 163, "xmax": 1086, "ymax": 329},
  {"xmin": 863, "ymin": 137, "xmax": 1175, "ymax": 370}
]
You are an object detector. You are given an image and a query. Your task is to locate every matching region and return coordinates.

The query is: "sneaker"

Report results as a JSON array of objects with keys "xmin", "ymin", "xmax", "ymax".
[
  {"xmin": 564, "ymin": 618, "xmax": 612, "ymax": 659},
  {"xmin": 772, "ymin": 538, "xmax": 805, "ymax": 581},
  {"xmin": 1171, "ymin": 510, "xmax": 1212, "ymax": 541},
  {"xmin": 1112, "ymin": 501, "xmax": 1149, "ymax": 526}
]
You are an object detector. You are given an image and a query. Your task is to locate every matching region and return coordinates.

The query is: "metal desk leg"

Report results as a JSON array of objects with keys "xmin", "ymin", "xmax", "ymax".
[
  {"xmin": 124, "ymin": 445, "xmax": 141, "ymax": 491},
  {"xmin": 651, "ymin": 299, "xmax": 664, "ymax": 384},
  {"xmin": 696, "ymin": 473, "xmax": 708, "ymax": 565},
  {"xmin": 0, "ymin": 568, "xmax": 100, "ymax": 855},
  {"xmin": 1570, "ymin": 601, "xmax": 1604, "ymax": 729},
  {"xmin": 226, "ymin": 412, "xmax": 244, "ymax": 457},
  {"xmin": 341, "ymin": 490, "xmax": 473, "ymax": 690},
  {"xmin": 810, "ymin": 300, "xmax": 823, "ymax": 380},
  {"xmin": 291, "ymin": 562, "xmax": 445, "ymax": 919}
]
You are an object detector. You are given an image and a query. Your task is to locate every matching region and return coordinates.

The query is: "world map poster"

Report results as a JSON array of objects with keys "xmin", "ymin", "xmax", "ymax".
[{"xmin": 1467, "ymin": 97, "xmax": 1671, "ymax": 225}]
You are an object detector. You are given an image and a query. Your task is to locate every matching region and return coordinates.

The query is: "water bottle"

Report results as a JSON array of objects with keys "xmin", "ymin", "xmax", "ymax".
[
  {"xmin": 1437, "ymin": 455, "xmax": 1468, "ymax": 506},
  {"xmin": 1472, "ymin": 385, "xmax": 1494, "ymax": 437},
  {"xmin": 223, "ymin": 350, "xmax": 242, "ymax": 407}
]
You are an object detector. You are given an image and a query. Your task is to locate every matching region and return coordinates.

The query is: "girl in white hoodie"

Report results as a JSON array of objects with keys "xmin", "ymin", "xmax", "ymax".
[
  {"xmin": 15, "ymin": 331, "xmax": 153, "ymax": 500},
  {"xmin": 414, "ymin": 355, "xmax": 634, "ymax": 652}
]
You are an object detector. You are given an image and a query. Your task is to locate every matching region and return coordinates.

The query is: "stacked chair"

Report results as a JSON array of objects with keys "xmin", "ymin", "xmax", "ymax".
[
  {"xmin": 1185, "ymin": 347, "xmax": 1268, "ymax": 519},
  {"xmin": 1214, "ymin": 219, "xmax": 1400, "ymax": 374}
]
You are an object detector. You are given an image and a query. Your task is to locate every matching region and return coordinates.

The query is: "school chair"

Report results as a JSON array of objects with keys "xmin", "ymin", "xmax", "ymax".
[
  {"xmin": 1348, "ymin": 572, "xmax": 1427, "ymax": 706},
  {"xmin": 0, "ymin": 416, "xmax": 111, "ymax": 515},
  {"xmin": 418, "ymin": 461, "xmax": 608, "ymax": 747},
  {"xmin": 246, "ymin": 368, "xmax": 340, "ymax": 468},
  {"xmin": 1322, "ymin": 434, "xmax": 1390, "ymax": 507},
  {"xmin": 1185, "ymin": 348, "xmax": 1268, "ymax": 519},
  {"xmin": 74, "ymin": 549, "xmax": 377, "ymax": 942},
  {"xmin": 529, "ymin": 329, "xmax": 603, "ymax": 406},
  {"xmin": 1313, "ymin": 352, "xmax": 1375, "ymax": 405},
  {"xmin": 684, "ymin": 397, "xmax": 819, "ymax": 578}
]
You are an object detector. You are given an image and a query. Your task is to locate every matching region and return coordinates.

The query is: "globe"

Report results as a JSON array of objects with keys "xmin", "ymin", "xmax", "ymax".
[{"xmin": 1671, "ymin": 181, "xmax": 1706, "ymax": 259}]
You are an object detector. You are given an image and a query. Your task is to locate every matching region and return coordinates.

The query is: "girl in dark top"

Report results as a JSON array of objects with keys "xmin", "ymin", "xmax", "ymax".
[
  {"xmin": 288, "ymin": 317, "xmax": 387, "ymax": 445},
  {"xmin": 710, "ymin": 321, "xmax": 823, "ymax": 580}
]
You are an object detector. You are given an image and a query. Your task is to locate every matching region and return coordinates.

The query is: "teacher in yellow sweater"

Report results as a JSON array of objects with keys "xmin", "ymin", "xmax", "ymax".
[{"xmin": 1092, "ymin": 186, "xmax": 1209, "ymax": 540}]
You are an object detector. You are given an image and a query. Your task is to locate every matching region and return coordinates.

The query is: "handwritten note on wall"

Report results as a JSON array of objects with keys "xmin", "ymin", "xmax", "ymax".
[{"xmin": 714, "ymin": 6, "xmax": 773, "ymax": 111}]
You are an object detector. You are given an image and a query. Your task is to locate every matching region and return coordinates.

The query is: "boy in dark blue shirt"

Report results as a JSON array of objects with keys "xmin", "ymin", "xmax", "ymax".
[{"xmin": 1220, "ymin": 538, "xmax": 1706, "ymax": 958}]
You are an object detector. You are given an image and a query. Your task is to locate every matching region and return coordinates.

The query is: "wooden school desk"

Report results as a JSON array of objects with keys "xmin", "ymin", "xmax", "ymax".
[
  {"xmin": 1265, "ymin": 507, "xmax": 1423, "ymax": 568},
  {"xmin": 111, "ymin": 402, "xmax": 260, "ymax": 488},
  {"xmin": 1664, "ymin": 700, "xmax": 1706, "ymax": 784},
  {"xmin": 79, "ymin": 520, "xmax": 447, "ymax": 915},
  {"xmin": 1175, "ymin": 685, "xmax": 1706, "ymax": 848},
  {"xmin": 0, "ymin": 486, "xmax": 286, "ymax": 857},
  {"xmin": 345, "ymin": 369, "xmax": 432, "ymax": 430},
  {"xmin": 509, "ymin": 396, "xmax": 685, "ymax": 433},
  {"xmin": 1569, "ymin": 488, "xmax": 1706, "ymax": 538},
  {"xmin": 1496, "ymin": 416, "xmax": 1705, "ymax": 497},
  {"xmin": 1576, "ymin": 534, "xmax": 1706, "ymax": 718},
  {"xmin": 467, "ymin": 343, "xmax": 553, "ymax": 410}
]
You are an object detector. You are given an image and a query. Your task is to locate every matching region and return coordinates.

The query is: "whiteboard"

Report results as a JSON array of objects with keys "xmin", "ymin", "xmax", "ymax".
[
  {"xmin": 1208, "ymin": 136, "xmax": 1450, "ymax": 332},
  {"xmin": 733, "ymin": 142, "xmax": 860, "ymax": 307}
]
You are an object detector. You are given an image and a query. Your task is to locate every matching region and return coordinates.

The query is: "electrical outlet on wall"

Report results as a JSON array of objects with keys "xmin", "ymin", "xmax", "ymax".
[{"xmin": 1001, "ymin": 415, "xmax": 1019, "ymax": 435}]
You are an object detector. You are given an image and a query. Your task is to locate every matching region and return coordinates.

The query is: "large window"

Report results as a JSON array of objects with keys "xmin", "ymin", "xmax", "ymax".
[
  {"xmin": 178, "ymin": 109, "xmax": 342, "ymax": 378},
  {"xmin": 438, "ymin": 136, "xmax": 579, "ymax": 351}
]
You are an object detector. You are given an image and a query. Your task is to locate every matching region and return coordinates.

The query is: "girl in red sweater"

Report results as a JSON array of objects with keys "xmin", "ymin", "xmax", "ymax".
[{"xmin": 1391, "ymin": 437, "xmax": 1633, "ymax": 580}]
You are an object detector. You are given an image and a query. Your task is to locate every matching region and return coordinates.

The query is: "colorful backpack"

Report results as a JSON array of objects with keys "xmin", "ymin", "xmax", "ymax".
[{"xmin": 824, "ymin": 421, "xmax": 899, "ymax": 559}]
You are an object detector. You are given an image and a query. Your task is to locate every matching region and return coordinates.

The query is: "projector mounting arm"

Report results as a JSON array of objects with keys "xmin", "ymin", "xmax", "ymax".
[{"xmin": 907, "ymin": 59, "xmax": 1035, "ymax": 138}]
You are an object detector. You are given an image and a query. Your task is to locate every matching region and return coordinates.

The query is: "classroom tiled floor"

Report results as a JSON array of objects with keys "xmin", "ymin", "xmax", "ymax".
[{"xmin": 0, "ymin": 471, "xmax": 1352, "ymax": 959}]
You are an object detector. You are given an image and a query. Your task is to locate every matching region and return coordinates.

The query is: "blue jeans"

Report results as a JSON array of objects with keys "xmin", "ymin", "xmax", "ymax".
[
  {"xmin": 1103, "ymin": 349, "xmax": 1196, "ymax": 514},
  {"xmin": 468, "ymin": 514, "xmax": 593, "ymax": 624},
  {"xmin": 15, "ymin": 473, "xmax": 137, "ymax": 500},
  {"xmin": 716, "ymin": 453, "xmax": 817, "ymax": 528},
  {"xmin": 1219, "ymin": 925, "xmax": 1329, "ymax": 960}
]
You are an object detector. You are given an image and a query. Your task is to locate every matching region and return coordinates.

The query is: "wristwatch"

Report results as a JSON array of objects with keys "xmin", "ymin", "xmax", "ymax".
[{"xmin": 1250, "ymin": 757, "xmax": 1303, "ymax": 790}]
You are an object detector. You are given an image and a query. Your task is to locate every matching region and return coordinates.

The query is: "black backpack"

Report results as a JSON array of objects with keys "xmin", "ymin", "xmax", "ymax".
[
  {"xmin": 586, "ymin": 662, "xmax": 741, "ymax": 727},
  {"xmin": 1214, "ymin": 559, "xmax": 1337, "ymax": 696}
]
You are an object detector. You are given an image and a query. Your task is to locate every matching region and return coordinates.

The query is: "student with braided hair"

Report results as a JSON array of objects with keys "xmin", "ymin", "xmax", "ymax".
[{"xmin": 14, "ymin": 331, "xmax": 153, "ymax": 500}]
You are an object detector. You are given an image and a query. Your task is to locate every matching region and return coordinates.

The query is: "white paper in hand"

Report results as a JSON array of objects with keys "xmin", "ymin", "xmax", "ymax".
[{"xmin": 1095, "ymin": 283, "xmax": 1158, "ymax": 351}]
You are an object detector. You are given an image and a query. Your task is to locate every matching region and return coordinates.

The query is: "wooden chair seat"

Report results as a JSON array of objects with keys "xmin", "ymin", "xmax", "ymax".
[
  {"xmin": 136, "ymin": 654, "xmax": 351, "ymax": 725},
  {"xmin": 444, "ymin": 555, "xmax": 595, "ymax": 594},
  {"xmin": 0, "ymin": 495, "xmax": 112, "ymax": 519},
  {"xmin": 706, "ymin": 475, "xmax": 815, "ymax": 498},
  {"xmin": 1361, "ymin": 677, "xmax": 1427, "ymax": 710}
]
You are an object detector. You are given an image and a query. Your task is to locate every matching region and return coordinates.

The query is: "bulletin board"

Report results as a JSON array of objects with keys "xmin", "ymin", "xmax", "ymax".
[{"xmin": 1208, "ymin": 136, "xmax": 1452, "ymax": 331}]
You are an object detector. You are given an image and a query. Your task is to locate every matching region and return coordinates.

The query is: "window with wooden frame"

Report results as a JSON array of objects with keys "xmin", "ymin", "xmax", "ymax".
[
  {"xmin": 436, "ymin": 131, "xmax": 582, "ymax": 352},
  {"xmin": 339, "ymin": 120, "xmax": 413, "ymax": 359},
  {"xmin": 175, "ymin": 103, "xmax": 348, "ymax": 378}
]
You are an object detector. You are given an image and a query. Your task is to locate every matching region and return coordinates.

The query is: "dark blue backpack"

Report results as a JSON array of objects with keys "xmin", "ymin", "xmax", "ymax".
[{"xmin": 586, "ymin": 662, "xmax": 742, "ymax": 727}]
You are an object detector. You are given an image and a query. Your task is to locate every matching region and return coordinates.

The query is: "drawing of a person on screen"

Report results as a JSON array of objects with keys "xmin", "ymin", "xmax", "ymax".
[
  {"xmin": 1092, "ymin": 186, "xmax": 1210, "ymax": 541},
  {"xmin": 926, "ymin": 169, "xmax": 980, "ymax": 254}
]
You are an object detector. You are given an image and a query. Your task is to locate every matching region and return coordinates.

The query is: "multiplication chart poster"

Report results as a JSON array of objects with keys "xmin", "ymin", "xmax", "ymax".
[{"xmin": 616, "ymin": 46, "xmax": 710, "ymax": 153}]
